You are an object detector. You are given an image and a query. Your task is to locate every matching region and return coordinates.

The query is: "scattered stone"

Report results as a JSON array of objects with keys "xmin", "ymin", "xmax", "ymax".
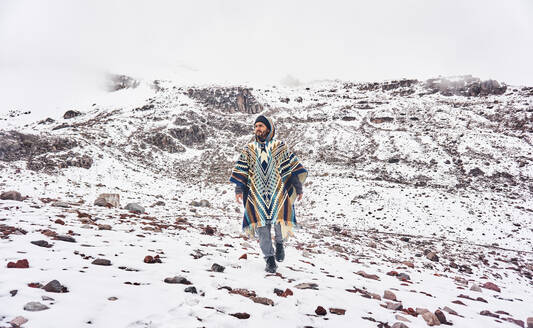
[
  {"xmin": 42, "ymin": 296, "xmax": 54, "ymax": 301},
  {"xmin": 295, "ymin": 282, "xmax": 319, "ymax": 290},
  {"xmin": 92, "ymin": 259, "xmax": 112, "ymax": 266},
  {"xmin": 108, "ymin": 297, "xmax": 118, "ymax": 301},
  {"xmin": 315, "ymin": 306, "xmax": 327, "ymax": 316},
  {"xmin": 9, "ymin": 316, "xmax": 28, "ymax": 327},
  {"xmin": 63, "ymin": 110, "xmax": 82, "ymax": 119},
  {"xmin": 94, "ymin": 193, "xmax": 120, "ymax": 208},
  {"xmin": 426, "ymin": 251, "xmax": 439, "ymax": 262},
  {"xmin": 368, "ymin": 241, "xmax": 377, "ymax": 248},
  {"xmin": 23, "ymin": 302, "xmax": 49, "ymax": 311},
  {"xmin": 54, "ymin": 235, "xmax": 76, "ymax": 243},
  {"xmin": 152, "ymin": 200, "xmax": 166, "ymax": 206},
  {"xmin": 329, "ymin": 308, "xmax": 346, "ymax": 315},
  {"xmin": 482, "ymin": 282, "xmax": 501, "ymax": 292},
  {"xmin": 356, "ymin": 270, "xmax": 380, "ymax": 280},
  {"xmin": 230, "ymin": 312, "xmax": 250, "ymax": 319},
  {"xmin": 434, "ymin": 310, "xmax": 447, "ymax": 324},
  {"xmin": 384, "ymin": 290, "xmax": 397, "ymax": 301},
  {"xmin": 52, "ymin": 201, "xmax": 70, "ymax": 208},
  {"xmin": 422, "ymin": 311, "xmax": 440, "ymax": 326},
  {"xmin": 10, "ymin": 289, "xmax": 17, "ymax": 296},
  {"xmin": 203, "ymin": 226, "xmax": 216, "ymax": 235},
  {"xmin": 125, "ymin": 203, "xmax": 145, "ymax": 214},
  {"xmin": 250, "ymin": 296, "xmax": 274, "ymax": 306},
  {"xmin": 0, "ymin": 191, "xmax": 22, "ymax": 201},
  {"xmin": 7, "ymin": 259, "xmax": 29, "ymax": 268},
  {"xmin": 470, "ymin": 284, "xmax": 482, "ymax": 292},
  {"xmin": 395, "ymin": 315, "xmax": 411, "ymax": 323},
  {"xmin": 98, "ymin": 224, "xmax": 112, "ymax": 230},
  {"xmin": 239, "ymin": 253, "xmax": 247, "ymax": 260},
  {"xmin": 392, "ymin": 323, "xmax": 409, "ymax": 328},
  {"xmin": 190, "ymin": 200, "xmax": 211, "ymax": 207},
  {"xmin": 54, "ymin": 219, "xmax": 65, "ymax": 225},
  {"xmin": 397, "ymin": 273, "xmax": 411, "ymax": 281},
  {"xmin": 184, "ymin": 286, "xmax": 197, "ymax": 294},
  {"xmin": 401, "ymin": 261, "xmax": 414, "ymax": 268},
  {"xmin": 43, "ymin": 280, "xmax": 68, "ymax": 293},
  {"xmin": 527, "ymin": 317, "xmax": 533, "ymax": 328},
  {"xmin": 480, "ymin": 310, "xmax": 499, "ymax": 318},
  {"xmin": 164, "ymin": 276, "xmax": 192, "ymax": 285},
  {"xmin": 211, "ymin": 263, "xmax": 225, "ymax": 272},
  {"xmin": 386, "ymin": 302, "xmax": 403, "ymax": 311},
  {"xmin": 442, "ymin": 306, "xmax": 458, "ymax": 315}
]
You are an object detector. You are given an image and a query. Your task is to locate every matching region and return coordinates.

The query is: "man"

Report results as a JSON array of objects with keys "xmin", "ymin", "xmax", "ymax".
[{"xmin": 230, "ymin": 115, "xmax": 307, "ymax": 273}]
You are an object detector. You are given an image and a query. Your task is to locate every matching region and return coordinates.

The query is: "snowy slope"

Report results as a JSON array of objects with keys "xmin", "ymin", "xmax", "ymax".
[{"xmin": 1, "ymin": 76, "xmax": 532, "ymax": 327}]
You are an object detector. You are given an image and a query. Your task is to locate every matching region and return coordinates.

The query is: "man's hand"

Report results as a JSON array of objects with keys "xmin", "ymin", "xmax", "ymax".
[
  {"xmin": 297, "ymin": 193, "xmax": 303, "ymax": 201},
  {"xmin": 236, "ymin": 193, "xmax": 243, "ymax": 204}
]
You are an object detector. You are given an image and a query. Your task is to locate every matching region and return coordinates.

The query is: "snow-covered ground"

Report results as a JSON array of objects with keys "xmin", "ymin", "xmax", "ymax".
[{"xmin": 1, "ymin": 77, "xmax": 532, "ymax": 327}]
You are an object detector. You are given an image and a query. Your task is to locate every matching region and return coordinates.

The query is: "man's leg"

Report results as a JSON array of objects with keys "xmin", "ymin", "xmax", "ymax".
[
  {"xmin": 274, "ymin": 222, "xmax": 285, "ymax": 262},
  {"xmin": 256, "ymin": 224, "xmax": 277, "ymax": 272}
]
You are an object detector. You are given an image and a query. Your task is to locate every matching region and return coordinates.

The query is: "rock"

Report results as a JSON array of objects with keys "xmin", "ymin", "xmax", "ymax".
[
  {"xmin": 0, "ymin": 191, "xmax": 22, "ymax": 201},
  {"xmin": 203, "ymin": 225, "xmax": 216, "ymax": 235},
  {"xmin": 108, "ymin": 297, "xmax": 118, "ymax": 301},
  {"xmin": 152, "ymin": 201, "xmax": 166, "ymax": 206},
  {"xmin": 480, "ymin": 310, "xmax": 499, "ymax": 318},
  {"xmin": 442, "ymin": 306, "xmax": 457, "ymax": 315},
  {"xmin": 329, "ymin": 308, "xmax": 346, "ymax": 315},
  {"xmin": 397, "ymin": 273, "xmax": 411, "ymax": 281},
  {"xmin": 94, "ymin": 193, "xmax": 120, "ymax": 208},
  {"xmin": 386, "ymin": 302, "xmax": 403, "ymax": 311},
  {"xmin": 184, "ymin": 286, "xmax": 197, "ymax": 294},
  {"xmin": 368, "ymin": 241, "xmax": 377, "ymax": 248},
  {"xmin": 42, "ymin": 296, "xmax": 54, "ymax": 301},
  {"xmin": 401, "ymin": 261, "xmax": 414, "ymax": 268},
  {"xmin": 239, "ymin": 253, "xmax": 247, "ymax": 260},
  {"xmin": 125, "ymin": 203, "xmax": 145, "ymax": 214},
  {"xmin": 384, "ymin": 290, "xmax": 397, "ymax": 301},
  {"xmin": 54, "ymin": 219, "xmax": 65, "ymax": 225},
  {"xmin": 190, "ymin": 200, "xmax": 211, "ymax": 207},
  {"xmin": 92, "ymin": 259, "xmax": 112, "ymax": 266},
  {"xmin": 295, "ymin": 282, "xmax": 319, "ymax": 290},
  {"xmin": 98, "ymin": 224, "xmax": 112, "ymax": 230},
  {"xmin": 527, "ymin": 317, "xmax": 533, "ymax": 328},
  {"xmin": 315, "ymin": 306, "xmax": 327, "ymax": 315},
  {"xmin": 54, "ymin": 235, "xmax": 76, "ymax": 242},
  {"xmin": 7, "ymin": 259, "xmax": 29, "ymax": 268},
  {"xmin": 356, "ymin": 270, "xmax": 380, "ymax": 280},
  {"xmin": 144, "ymin": 255, "xmax": 162, "ymax": 264},
  {"xmin": 421, "ymin": 311, "xmax": 441, "ymax": 326},
  {"xmin": 392, "ymin": 323, "xmax": 409, "ymax": 328},
  {"xmin": 470, "ymin": 284, "xmax": 482, "ymax": 292},
  {"xmin": 10, "ymin": 290, "xmax": 17, "ymax": 296},
  {"xmin": 250, "ymin": 296, "xmax": 274, "ymax": 306},
  {"xmin": 230, "ymin": 312, "xmax": 250, "ymax": 319},
  {"xmin": 434, "ymin": 310, "xmax": 447, "ymax": 324},
  {"xmin": 52, "ymin": 201, "xmax": 70, "ymax": 208},
  {"xmin": 481, "ymin": 282, "xmax": 501, "ymax": 292},
  {"xmin": 164, "ymin": 276, "xmax": 192, "ymax": 285},
  {"xmin": 426, "ymin": 251, "xmax": 439, "ymax": 262},
  {"xmin": 211, "ymin": 263, "xmax": 225, "ymax": 272},
  {"xmin": 9, "ymin": 316, "xmax": 28, "ymax": 327},
  {"xmin": 23, "ymin": 302, "xmax": 49, "ymax": 311},
  {"xmin": 416, "ymin": 308, "xmax": 430, "ymax": 314},
  {"xmin": 63, "ymin": 110, "xmax": 82, "ymax": 119},
  {"xmin": 43, "ymin": 280, "xmax": 68, "ymax": 293},
  {"xmin": 395, "ymin": 315, "xmax": 410, "ymax": 322}
]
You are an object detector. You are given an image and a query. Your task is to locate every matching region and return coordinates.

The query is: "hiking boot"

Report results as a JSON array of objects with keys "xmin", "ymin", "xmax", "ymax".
[
  {"xmin": 265, "ymin": 256, "xmax": 277, "ymax": 273},
  {"xmin": 275, "ymin": 242, "xmax": 285, "ymax": 262}
]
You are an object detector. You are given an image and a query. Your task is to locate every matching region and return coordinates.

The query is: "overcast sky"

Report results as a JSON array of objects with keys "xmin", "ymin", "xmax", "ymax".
[{"xmin": 0, "ymin": 0, "xmax": 532, "ymax": 116}]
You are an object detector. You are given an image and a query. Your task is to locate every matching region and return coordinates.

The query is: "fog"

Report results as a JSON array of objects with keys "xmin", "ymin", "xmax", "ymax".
[{"xmin": 1, "ymin": 0, "xmax": 532, "ymax": 119}]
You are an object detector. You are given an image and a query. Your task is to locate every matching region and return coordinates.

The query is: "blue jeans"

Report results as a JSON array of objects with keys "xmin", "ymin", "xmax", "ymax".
[{"xmin": 256, "ymin": 222, "xmax": 283, "ymax": 258}]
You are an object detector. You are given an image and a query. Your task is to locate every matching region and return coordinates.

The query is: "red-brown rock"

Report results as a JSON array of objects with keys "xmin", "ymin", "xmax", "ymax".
[
  {"xmin": 55, "ymin": 219, "xmax": 65, "ymax": 225},
  {"xmin": 329, "ymin": 308, "xmax": 346, "ymax": 315},
  {"xmin": 315, "ymin": 306, "xmax": 327, "ymax": 315},
  {"xmin": 230, "ymin": 312, "xmax": 250, "ymax": 319},
  {"xmin": 239, "ymin": 253, "xmax": 247, "ymax": 260},
  {"xmin": 7, "ymin": 259, "xmax": 29, "ymax": 268},
  {"xmin": 482, "ymin": 282, "xmax": 501, "ymax": 292}
]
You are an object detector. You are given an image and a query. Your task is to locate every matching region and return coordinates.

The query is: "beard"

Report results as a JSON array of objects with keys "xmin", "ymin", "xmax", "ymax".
[{"xmin": 255, "ymin": 129, "xmax": 269, "ymax": 141}]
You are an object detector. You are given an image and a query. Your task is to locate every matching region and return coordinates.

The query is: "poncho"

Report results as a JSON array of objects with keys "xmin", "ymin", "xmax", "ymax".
[{"xmin": 230, "ymin": 117, "xmax": 308, "ymax": 239}]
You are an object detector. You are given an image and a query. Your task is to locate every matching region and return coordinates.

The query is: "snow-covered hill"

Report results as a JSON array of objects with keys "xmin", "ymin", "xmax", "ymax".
[{"xmin": 1, "ymin": 76, "xmax": 532, "ymax": 328}]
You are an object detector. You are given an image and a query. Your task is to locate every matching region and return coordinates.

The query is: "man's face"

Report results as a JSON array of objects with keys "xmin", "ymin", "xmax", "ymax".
[{"xmin": 254, "ymin": 122, "xmax": 269, "ymax": 139}]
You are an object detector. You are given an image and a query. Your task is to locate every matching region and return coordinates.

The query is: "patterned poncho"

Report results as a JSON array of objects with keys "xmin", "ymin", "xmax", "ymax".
[{"xmin": 230, "ymin": 117, "xmax": 308, "ymax": 239}]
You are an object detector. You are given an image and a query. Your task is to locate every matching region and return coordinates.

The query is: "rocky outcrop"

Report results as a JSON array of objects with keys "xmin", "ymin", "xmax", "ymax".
[
  {"xmin": 188, "ymin": 87, "xmax": 264, "ymax": 114},
  {"xmin": 425, "ymin": 76, "xmax": 507, "ymax": 96}
]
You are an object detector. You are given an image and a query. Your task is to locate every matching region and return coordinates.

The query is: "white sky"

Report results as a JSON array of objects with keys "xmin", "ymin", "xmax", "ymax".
[{"xmin": 0, "ymin": 0, "xmax": 532, "ymax": 118}]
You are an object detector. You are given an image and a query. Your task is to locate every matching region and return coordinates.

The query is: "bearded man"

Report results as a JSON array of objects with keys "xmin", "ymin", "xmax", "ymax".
[{"xmin": 230, "ymin": 115, "xmax": 308, "ymax": 273}]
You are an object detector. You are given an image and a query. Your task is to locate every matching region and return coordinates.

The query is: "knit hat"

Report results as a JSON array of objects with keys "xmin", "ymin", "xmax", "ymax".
[{"xmin": 254, "ymin": 115, "xmax": 271, "ymax": 131}]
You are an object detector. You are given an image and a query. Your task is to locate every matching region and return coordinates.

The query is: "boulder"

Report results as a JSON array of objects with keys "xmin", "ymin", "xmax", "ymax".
[
  {"xmin": 125, "ymin": 203, "xmax": 145, "ymax": 213},
  {"xmin": 94, "ymin": 193, "xmax": 120, "ymax": 208},
  {"xmin": 0, "ymin": 190, "xmax": 22, "ymax": 201},
  {"xmin": 23, "ymin": 302, "xmax": 49, "ymax": 311},
  {"xmin": 63, "ymin": 110, "xmax": 81, "ymax": 119},
  {"xmin": 421, "ymin": 311, "xmax": 440, "ymax": 326},
  {"xmin": 43, "ymin": 280, "xmax": 68, "ymax": 293}
]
